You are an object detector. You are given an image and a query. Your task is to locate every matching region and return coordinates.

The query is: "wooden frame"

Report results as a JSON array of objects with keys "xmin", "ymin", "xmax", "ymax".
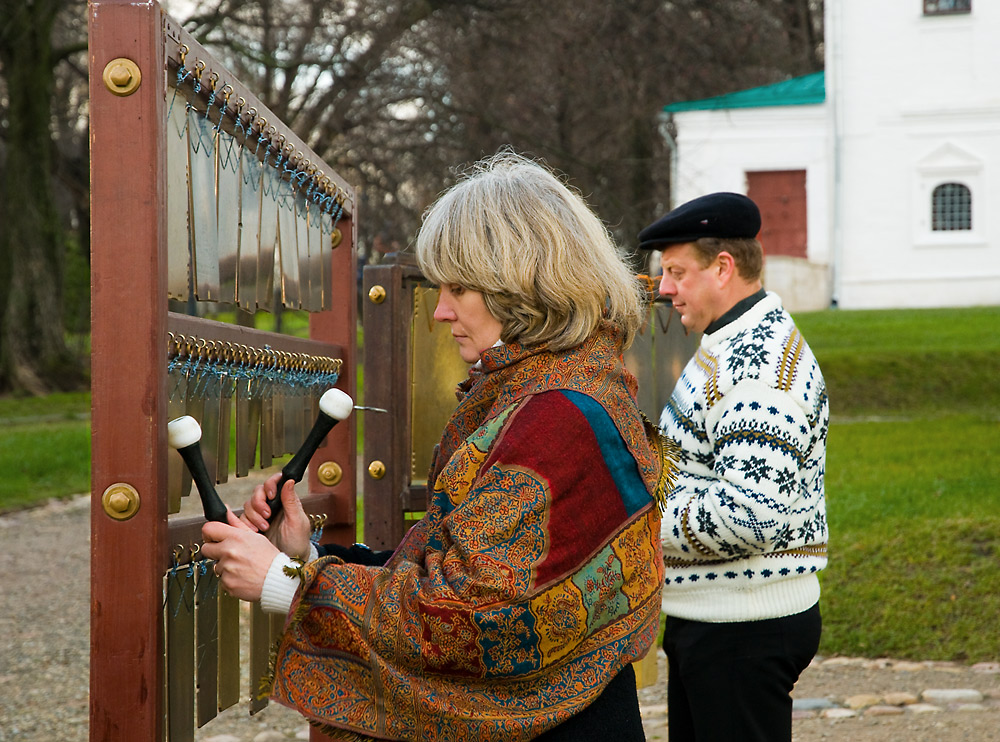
[
  {"xmin": 361, "ymin": 257, "xmax": 426, "ymax": 548},
  {"xmin": 88, "ymin": 2, "xmax": 356, "ymax": 740}
]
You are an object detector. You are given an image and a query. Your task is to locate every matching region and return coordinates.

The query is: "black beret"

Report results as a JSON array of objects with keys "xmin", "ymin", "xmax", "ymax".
[{"xmin": 638, "ymin": 192, "xmax": 761, "ymax": 250}]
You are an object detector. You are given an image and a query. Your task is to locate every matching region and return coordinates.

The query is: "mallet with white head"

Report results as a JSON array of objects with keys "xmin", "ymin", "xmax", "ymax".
[
  {"xmin": 267, "ymin": 388, "xmax": 354, "ymax": 522},
  {"xmin": 167, "ymin": 415, "xmax": 229, "ymax": 523}
]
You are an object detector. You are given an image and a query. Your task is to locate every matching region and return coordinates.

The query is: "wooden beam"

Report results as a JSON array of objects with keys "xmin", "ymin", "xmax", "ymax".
[{"xmin": 89, "ymin": 2, "xmax": 167, "ymax": 740}]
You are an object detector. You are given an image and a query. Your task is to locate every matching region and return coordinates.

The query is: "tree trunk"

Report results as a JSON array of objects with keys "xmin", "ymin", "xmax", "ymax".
[{"xmin": 0, "ymin": 1, "xmax": 85, "ymax": 394}]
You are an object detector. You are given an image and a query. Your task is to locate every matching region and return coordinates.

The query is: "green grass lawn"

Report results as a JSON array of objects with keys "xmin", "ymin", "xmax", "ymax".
[
  {"xmin": 822, "ymin": 414, "xmax": 1000, "ymax": 661},
  {"xmin": 795, "ymin": 305, "xmax": 1000, "ymax": 418},
  {"xmin": 0, "ymin": 392, "xmax": 92, "ymax": 509},
  {"xmin": 792, "ymin": 306, "xmax": 1000, "ymax": 661},
  {"xmin": 794, "ymin": 304, "xmax": 1000, "ymax": 354},
  {"xmin": 1, "ymin": 305, "xmax": 998, "ymax": 661}
]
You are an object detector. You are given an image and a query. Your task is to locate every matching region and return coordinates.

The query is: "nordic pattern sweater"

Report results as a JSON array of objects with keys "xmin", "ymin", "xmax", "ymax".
[{"xmin": 658, "ymin": 292, "xmax": 829, "ymax": 622}]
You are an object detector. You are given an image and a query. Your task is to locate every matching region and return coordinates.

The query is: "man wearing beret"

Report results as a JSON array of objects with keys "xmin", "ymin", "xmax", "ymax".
[{"xmin": 639, "ymin": 193, "xmax": 829, "ymax": 742}]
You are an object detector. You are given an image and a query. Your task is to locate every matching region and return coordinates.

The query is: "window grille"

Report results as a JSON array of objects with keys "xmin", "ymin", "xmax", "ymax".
[
  {"xmin": 931, "ymin": 183, "xmax": 972, "ymax": 231},
  {"xmin": 923, "ymin": 0, "xmax": 971, "ymax": 15}
]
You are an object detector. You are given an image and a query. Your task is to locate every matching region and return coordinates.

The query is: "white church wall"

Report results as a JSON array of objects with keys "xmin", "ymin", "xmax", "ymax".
[
  {"xmin": 664, "ymin": 1, "xmax": 1000, "ymax": 309},
  {"xmin": 762, "ymin": 257, "xmax": 833, "ymax": 313},
  {"xmin": 671, "ymin": 107, "xmax": 829, "ymax": 265},
  {"xmin": 832, "ymin": 1, "xmax": 1000, "ymax": 308}
]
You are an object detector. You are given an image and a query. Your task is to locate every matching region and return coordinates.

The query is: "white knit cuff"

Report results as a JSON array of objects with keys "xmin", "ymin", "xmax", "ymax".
[{"xmin": 260, "ymin": 552, "xmax": 300, "ymax": 615}]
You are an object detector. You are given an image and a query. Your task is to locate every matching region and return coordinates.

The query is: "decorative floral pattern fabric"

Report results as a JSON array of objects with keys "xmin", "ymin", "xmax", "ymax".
[{"xmin": 270, "ymin": 325, "xmax": 671, "ymax": 741}]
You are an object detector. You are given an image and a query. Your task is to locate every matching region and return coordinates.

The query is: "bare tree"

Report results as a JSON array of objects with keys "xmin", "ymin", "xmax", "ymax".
[
  {"xmin": 0, "ymin": 1, "xmax": 88, "ymax": 394},
  {"xmin": 0, "ymin": 0, "xmax": 825, "ymax": 396},
  {"xmin": 172, "ymin": 0, "xmax": 824, "ymax": 263},
  {"xmin": 420, "ymin": 0, "xmax": 824, "ymax": 252}
]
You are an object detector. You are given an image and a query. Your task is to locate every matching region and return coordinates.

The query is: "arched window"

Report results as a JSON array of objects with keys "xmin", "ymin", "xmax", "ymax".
[
  {"xmin": 931, "ymin": 183, "xmax": 972, "ymax": 231},
  {"xmin": 924, "ymin": 0, "xmax": 971, "ymax": 15}
]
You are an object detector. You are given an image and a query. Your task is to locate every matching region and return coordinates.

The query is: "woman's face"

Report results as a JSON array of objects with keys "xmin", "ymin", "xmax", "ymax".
[{"xmin": 433, "ymin": 284, "xmax": 503, "ymax": 364}]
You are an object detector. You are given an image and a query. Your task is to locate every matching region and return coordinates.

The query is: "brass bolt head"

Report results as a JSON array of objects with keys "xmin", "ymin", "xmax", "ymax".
[
  {"xmin": 102, "ymin": 58, "xmax": 142, "ymax": 97},
  {"xmin": 109, "ymin": 64, "xmax": 132, "ymax": 87},
  {"xmin": 317, "ymin": 461, "xmax": 343, "ymax": 486},
  {"xmin": 101, "ymin": 482, "xmax": 141, "ymax": 520}
]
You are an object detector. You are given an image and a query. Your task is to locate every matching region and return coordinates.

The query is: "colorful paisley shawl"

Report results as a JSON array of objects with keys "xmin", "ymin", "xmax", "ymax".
[{"xmin": 270, "ymin": 324, "xmax": 672, "ymax": 741}]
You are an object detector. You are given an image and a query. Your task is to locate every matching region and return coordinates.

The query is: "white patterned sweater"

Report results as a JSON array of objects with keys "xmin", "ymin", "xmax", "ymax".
[{"xmin": 659, "ymin": 292, "xmax": 829, "ymax": 622}]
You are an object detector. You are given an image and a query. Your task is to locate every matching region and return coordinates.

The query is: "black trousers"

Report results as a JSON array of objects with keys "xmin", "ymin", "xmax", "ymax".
[
  {"xmin": 534, "ymin": 663, "xmax": 645, "ymax": 741},
  {"xmin": 663, "ymin": 603, "xmax": 821, "ymax": 742}
]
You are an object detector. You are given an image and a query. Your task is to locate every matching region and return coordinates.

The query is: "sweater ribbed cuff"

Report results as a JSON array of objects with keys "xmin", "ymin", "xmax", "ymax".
[{"xmin": 260, "ymin": 552, "xmax": 300, "ymax": 615}]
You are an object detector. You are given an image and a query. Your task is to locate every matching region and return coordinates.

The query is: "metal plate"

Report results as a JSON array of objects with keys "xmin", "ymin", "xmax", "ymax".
[{"xmin": 409, "ymin": 285, "xmax": 471, "ymax": 486}]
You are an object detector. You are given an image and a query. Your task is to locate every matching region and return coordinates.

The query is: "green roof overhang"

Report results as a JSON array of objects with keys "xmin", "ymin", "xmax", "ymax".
[{"xmin": 663, "ymin": 71, "xmax": 825, "ymax": 113}]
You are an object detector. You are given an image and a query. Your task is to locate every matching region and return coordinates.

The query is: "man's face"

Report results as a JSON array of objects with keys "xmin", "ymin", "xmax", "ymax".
[{"xmin": 657, "ymin": 242, "xmax": 723, "ymax": 333}]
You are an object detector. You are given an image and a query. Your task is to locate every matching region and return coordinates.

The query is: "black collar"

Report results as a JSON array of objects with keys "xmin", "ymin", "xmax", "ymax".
[{"xmin": 704, "ymin": 288, "xmax": 767, "ymax": 335}]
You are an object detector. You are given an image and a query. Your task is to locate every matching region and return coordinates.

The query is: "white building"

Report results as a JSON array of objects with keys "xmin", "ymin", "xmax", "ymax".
[{"xmin": 661, "ymin": 0, "xmax": 1000, "ymax": 311}]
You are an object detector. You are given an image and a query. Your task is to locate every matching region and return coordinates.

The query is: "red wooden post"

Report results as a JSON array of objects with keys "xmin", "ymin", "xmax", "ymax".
[
  {"xmin": 362, "ymin": 261, "xmax": 414, "ymax": 549},
  {"xmin": 89, "ymin": 1, "xmax": 168, "ymax": 740},
  {"xmin": 305, "ymin": 214, "xmax": 358, "ymax": 742},
  {"xmin": 309, "ymin": 213, "xmax": 359, "ymax": 547}
]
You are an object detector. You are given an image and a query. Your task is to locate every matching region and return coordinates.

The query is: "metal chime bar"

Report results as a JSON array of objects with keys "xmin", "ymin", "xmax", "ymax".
[
  {"xmin": 217, "ymin": 590, "xmax": 241, "ymax": 711},
  {"xmin": 165, "ymin": 551, "xmax": 197, "ymax": 742},
  {"xmin": 248, "ymin": 603, "xmax": 270, "ymax": 715},
  {"xmin": 194, "ymin": 558, "xmax": 220, "ymax": 727},
  {"xmin": 165, "ymin": 314, "xmax": 344, "ymax": 512},
  {"xmin": 152, "ymin": 14, "xmax": 357, "ymax": 740},
  {"xmin": 163, "ymin": 17, "xmax": 353, "ymax": 316},
  {"xmin": 163, "ymin": 314, "xmax": 345, "ymax": 722}
]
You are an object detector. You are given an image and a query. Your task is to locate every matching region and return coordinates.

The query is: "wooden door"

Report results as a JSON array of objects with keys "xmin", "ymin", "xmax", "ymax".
[{"xmin": 746, "ymin": 170, "xmax": 808, "ymax": 258}]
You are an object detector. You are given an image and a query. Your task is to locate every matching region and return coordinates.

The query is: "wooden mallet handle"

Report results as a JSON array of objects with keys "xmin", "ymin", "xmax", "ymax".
[
  {"xmin": 167, "ymin": 415, "xmax": 229, "ymax": 523},
  {"xmin": 267, "ymin": 388, "xmax": 354, "ymax": 523}
]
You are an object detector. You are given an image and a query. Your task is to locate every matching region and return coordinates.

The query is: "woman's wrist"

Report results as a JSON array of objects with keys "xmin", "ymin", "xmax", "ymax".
[{"xmin": 259, "ymin": 552, "xmax": 301, "ymax": 614}]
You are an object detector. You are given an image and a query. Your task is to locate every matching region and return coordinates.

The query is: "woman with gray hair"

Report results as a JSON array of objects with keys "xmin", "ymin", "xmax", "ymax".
[{"xmin": 204, "ymin": 152, "xmax": 672, "ymax": 741}]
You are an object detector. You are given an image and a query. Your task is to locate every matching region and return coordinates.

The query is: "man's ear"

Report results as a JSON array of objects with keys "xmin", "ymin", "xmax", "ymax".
[{"xmin": 715, "ymin": 251, "xmax": 736, "ymax": 285}]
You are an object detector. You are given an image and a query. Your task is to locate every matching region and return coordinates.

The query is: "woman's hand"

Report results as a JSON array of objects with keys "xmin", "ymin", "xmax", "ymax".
[
  {"xmin": 240, "ymin": 472, "xmax": 312, "ymax": 560},
  {"xmin": 201, "ymin": 511, "xmax": 279, "ymax": 602}
]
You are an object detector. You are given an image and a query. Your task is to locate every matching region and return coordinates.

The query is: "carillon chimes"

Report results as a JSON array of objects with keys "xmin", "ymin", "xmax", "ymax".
[
  {"xmin": 88, "ymin": 4, "xmax": 358, "ymax": 740},
  {"xmin": 165, "ymin": 43, "xmax": 348, "ymax": 314},
  {"xmin": 165, "ymin": 332, "xmax": 344, "ymax": 507},
  {"xmin": 159, "ymin": 35, "xmax": 355, "ymax": 736}
]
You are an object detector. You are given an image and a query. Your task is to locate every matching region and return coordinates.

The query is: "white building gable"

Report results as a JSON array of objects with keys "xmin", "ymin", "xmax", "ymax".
[{"xmin": 661, "ymin": 0, "xmax": 1000, "ymax": 311}]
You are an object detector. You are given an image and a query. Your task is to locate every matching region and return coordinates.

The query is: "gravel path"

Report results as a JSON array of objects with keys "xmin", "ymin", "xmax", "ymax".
[{"xmin": 2, "ymin": 493, "xmax": 998, "ymax": 742}]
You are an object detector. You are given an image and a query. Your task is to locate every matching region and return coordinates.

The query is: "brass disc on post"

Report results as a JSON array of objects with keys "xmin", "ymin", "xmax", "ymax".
[
  {"xmin": 101, "ymin": 482, "xmax": 141, "ymax": 520},
  {"xmin": 102, "ymin": 58, "xmax": 142, "ymax": 97},
  {"xmin": 317, "ymin": 461, "xmax": 343, "ymax": 486},
  {"xmin": 367, "ymin": 460, "xmax": 386, "ymax": 480},
  {"xmin": 368, "ymin": 285, "xmax": 386, "ymax": 304}
]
